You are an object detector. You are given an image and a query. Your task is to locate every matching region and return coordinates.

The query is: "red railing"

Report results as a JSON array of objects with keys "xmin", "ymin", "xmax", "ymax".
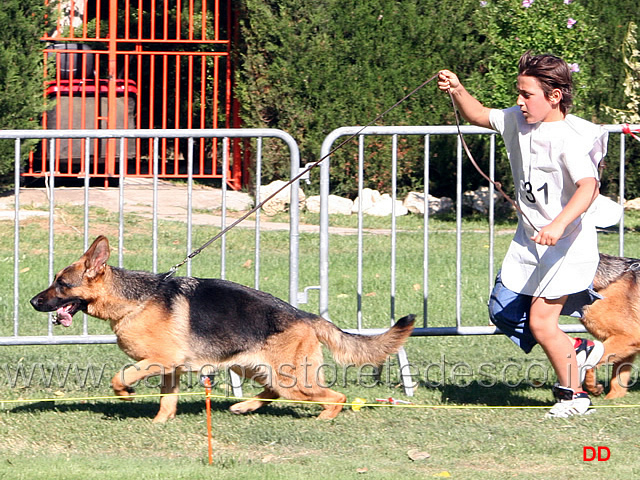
[{"xmin": 28, "ymin": 0, "xmax": 242, "ymax": 188}]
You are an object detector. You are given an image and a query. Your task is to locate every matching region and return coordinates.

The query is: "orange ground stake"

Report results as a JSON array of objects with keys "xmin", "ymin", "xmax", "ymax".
[{"xmin": 204, "ymin": 377, "xmax": 213, "ymax": 465}]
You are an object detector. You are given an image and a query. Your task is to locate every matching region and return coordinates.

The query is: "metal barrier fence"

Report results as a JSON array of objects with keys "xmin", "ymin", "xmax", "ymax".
[
  {"xmin": 2, "ymin": 125, "xmax": 637, "ymax": 349},
  {"xmin": 1, "ymin": 128, "xmax": 300, "ymax": 346},
  {"xmin": 318, "ymin": 125, "xmax": 633, "ymax": 338}
]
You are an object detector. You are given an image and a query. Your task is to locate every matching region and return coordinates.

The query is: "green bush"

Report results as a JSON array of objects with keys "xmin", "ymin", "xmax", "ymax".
[
  {"xmin": 3, "ymin": 1, "xmax": 639, "ymax": 198},
  {"xmin": 235, "ymin": 0, "xmax": 639, "ymax": 199},
  {"xmin": 464, "ymin": 0, "xmax": 604, "ymax": 197},
  {"xmin": 0, "ymin": 0, "xmax": 51, "ymax": 190},
  {"xmin": 235, "ymin": 0, "xmax": 483, "ymax": 198},
  {"xmin": 579, "ymin": 0, "xmax": 640, "ymax": 199},
  {"xmin": 469, "ymin": 0, "xmax": 600, "ymax": 114}
]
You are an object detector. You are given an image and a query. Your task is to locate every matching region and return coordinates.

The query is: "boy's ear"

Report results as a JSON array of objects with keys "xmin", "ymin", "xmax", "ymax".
[{"xmin": 549, "ymin": 88, "xmax": 562, "ymax": 104}]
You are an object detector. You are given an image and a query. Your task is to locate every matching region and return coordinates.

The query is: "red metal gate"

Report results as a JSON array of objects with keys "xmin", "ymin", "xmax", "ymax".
[{"xmin": 27, "ymin": 0, "xmax": 242, "ymax": 188}]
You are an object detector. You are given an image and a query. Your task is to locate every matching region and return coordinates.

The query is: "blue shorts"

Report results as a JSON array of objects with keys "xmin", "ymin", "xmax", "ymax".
[{"xmin": 488, "ymin": 272, "xmax": 601, "ymax": 354}]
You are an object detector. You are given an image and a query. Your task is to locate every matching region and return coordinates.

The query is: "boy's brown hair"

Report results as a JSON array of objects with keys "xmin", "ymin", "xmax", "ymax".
[{"xmin": 518, "ymin": 52, "xmax": 573, "ymax": 115}]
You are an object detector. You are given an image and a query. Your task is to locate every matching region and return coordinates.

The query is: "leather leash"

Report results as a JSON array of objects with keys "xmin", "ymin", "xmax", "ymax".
[
  {"xmin": 165, "ymin": 73, "xmax": 441, "ymax": 278},
  {"xmin": 167, "ymin": 71, "xmax": 614, "ymax": 278},
  {"xmin": 447, "ymin": 90, "xmax": 540, "ymax": 233}
]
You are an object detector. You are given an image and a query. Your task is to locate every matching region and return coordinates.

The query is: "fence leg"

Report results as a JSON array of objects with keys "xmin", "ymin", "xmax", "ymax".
[{"xmin": 396, "ymin": 347, "xmax": 414, "ymax": 397}]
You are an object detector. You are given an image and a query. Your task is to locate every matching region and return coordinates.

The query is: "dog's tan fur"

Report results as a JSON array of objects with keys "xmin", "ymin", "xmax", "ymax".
[
  {"xmin": 582, "ymin": 262, "xmax": 640, "ymax": 398},
  {"xmin": 30, "ymin": 236, "xmax": 415, "ymax": 422}
]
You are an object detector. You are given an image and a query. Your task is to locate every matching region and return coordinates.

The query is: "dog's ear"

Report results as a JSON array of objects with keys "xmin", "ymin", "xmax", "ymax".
[{"xmin": 84, "ymin": 236, "xmax": 111, "ymax": 279}]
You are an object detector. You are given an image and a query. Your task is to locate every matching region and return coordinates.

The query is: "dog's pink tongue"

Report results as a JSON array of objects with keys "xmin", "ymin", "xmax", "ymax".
[{"xmin": 56, "ymin": 307, "xmax": 73, "ymax": 327}]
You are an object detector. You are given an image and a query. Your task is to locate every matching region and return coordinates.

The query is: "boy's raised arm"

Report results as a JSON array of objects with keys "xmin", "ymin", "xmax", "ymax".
[{"xmin": 438, "ymin": 70, "xmax": 493, "ymax": 130}]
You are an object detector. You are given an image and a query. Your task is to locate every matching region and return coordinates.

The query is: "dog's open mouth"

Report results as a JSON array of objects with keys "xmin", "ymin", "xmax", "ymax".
[{"xmin": 54, "ymin": 303, "xmax": 81, "ymax": 327}]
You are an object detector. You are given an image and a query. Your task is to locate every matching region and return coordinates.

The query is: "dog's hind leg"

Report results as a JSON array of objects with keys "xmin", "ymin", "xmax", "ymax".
[
  {"xmin": 270, "ymin": 351, "xmax": 347, "ymax": 419},
  {"xmin": 583, "ymin": 367, "xmax": 604, "ymax": 396},
  {"xmin": 225, "ymin": 365, "xmax": 280, "ymax": 415},
  {"xmin": 274, "ymin": 384, "xmax": 347, "ymax": 419},
  {"xmin": 307, "ymin": 389, "xmax": 348, "ymax": 420},
  {"xmin": 229, "ymin": 387, "xmax": 280, "ymax": 415},
  {"xmin": 608, "ymin": 354, "xmax": 637, "ymax": 399}
]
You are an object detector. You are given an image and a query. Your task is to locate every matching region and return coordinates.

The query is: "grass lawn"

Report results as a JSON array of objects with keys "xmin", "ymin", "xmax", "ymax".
[{"xmin": 1, "ymin": 207, "xmax": 640, "ymax": 479}]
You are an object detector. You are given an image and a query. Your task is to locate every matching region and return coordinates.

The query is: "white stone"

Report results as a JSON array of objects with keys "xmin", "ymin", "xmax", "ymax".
[
  {"xmin": 624, "ymin": 198, "xmax": 640, "ymax": 210},
  {"xmin": 403, "ymin": 191, "xmax": 453, "ymax": 215},
  {"xmin": 259, "ymin": 180, "xmax": 306, "ymax": 216},
  {"xmin": 305, "ymin": 195, "xmax": 353, "ymax": 215},
  {"xmin": 305, "ymin": 196, "xmax": 321, "ymax": 213},
  {"xmin": 364, "ymin": 193, "xmax": 408, "ymax": 217},
  {"xmin": 352, "ymin": 188, "xmax": 381, "ymax": 213},
  {"xmin": 463, "ymin": 186, "xmax": 515, "ymax": 215}
]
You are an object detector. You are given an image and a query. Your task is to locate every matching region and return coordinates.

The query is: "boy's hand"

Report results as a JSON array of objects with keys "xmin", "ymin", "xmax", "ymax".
[
  {"xmin": 438, "ymin": 70, "xmax": 461, "ymax": 92},
  {"xmin": 531, "ymin": 222, "xmax": 565, "ymax": 246},
  {"xmin": 437, "ymin": 69, "xmax": 492, "ymax": 129},
  {"xmin": 531, "ymin": 177, "xmax": 599, "ymax": 246}
]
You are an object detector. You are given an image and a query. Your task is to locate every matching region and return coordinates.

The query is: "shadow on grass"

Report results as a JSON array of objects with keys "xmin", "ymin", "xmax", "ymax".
[
  {"xmin": 430, "ymin": 379, "xmax": 640, "ymax": 405},
  {"xmin": 7, "ymin": 394, "xmax": 322, "ymax": 420},
  {"xmin": 14, "ymin": 372, "xmax": 636, "ymax": 420},
  {"xmin": 425, "ymin": 381, "xmax": 551, "ymax": 407}
]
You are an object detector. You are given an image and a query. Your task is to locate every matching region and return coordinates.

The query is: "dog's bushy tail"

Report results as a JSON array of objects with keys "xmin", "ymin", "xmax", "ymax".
[{"xmin": 311, "ymin": 314, "xmax": 415, "ymax": 365}]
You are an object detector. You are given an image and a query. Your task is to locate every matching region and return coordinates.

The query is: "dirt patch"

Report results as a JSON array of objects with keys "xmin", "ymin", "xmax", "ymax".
[{"xmin": 1, "ymin": 179, "xmax": 389, "ymax": 235}]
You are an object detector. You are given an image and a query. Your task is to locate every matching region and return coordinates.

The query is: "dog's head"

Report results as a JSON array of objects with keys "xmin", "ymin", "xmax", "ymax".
[{"xmin": 29, "ymin": 235, "xmax": 111, "ymax": 327}]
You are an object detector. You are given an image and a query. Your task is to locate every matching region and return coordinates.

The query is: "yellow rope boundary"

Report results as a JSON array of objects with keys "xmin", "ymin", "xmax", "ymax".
[{"xmin": 1, "ymin": 390, "xmax": 639, "ymax": 410}]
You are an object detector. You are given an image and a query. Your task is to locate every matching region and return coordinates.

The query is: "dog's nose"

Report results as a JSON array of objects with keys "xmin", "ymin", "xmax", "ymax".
[{"xmin": 30, "ymin": 295, "xmax": 43, "ymax": 309}]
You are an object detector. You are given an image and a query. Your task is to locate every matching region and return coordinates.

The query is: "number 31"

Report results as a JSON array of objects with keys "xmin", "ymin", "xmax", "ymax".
[{"xmin": 523, "ymin": 181, "xmax": 548, "ymax": 204}]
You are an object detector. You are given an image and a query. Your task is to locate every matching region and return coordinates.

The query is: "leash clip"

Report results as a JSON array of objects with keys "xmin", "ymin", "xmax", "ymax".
[{"xmin": 162, "ymin": 265, "xmax": 178, "ymax": 281}]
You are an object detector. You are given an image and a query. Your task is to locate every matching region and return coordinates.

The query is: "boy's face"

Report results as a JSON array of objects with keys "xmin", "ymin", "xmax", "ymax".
[{"xmin": 516, "ymin": 75, "xmax": 564, "ymax": 123}]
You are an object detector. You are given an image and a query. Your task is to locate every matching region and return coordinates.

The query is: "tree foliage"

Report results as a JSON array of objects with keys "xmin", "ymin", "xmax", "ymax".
[
  {"xmin": 235, "ymin": 0, "xmax": 484, "ymax": 197},
  {"xmin": 463, "ymin": 0, "xmax": 604, "ymax": 197},
  {"xmin": 0, "ymin": 0, "xmax": 51, "ymax": 186},
  {"xmin": 235, "ymin": 0, "xmax": 639, "ymax": 199},
  {"xmin": 579, "ymin": 0, "xmax": 640, "ymax": 198},
  {"xmin": 2, "ymin": 1, "xmax": 639, "ymax": 198},
  {"xmin": 469, "ymin": 0, "xmax": 600, "ymax": 114}
]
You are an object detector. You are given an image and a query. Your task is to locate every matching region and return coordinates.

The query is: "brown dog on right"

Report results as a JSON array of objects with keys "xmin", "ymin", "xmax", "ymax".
[{"xmin": 582, "ymin": 253, "xmax": 640, "ymax": 398}]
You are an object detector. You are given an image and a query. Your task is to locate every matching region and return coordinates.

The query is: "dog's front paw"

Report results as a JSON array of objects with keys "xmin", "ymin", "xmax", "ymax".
[
  {"xmin": 112, "ymin": 385, "xmax": 136, "ymax": 401},
  {"xmin": 591, "ymin": 383, "xmax": 605, "ymax": 396},
  {"xmin": 605, "ymin": 387, "xmax": 628, "ymax": 399},
  {"xmin": 152, "ymin": 411, "xmax": 175, "ymax": 423}
]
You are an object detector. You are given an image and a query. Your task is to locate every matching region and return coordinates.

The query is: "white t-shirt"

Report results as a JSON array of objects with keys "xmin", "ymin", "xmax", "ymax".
[{"xmin": 489, "ymin": 106, "xmax": 608, "ymax": 298}]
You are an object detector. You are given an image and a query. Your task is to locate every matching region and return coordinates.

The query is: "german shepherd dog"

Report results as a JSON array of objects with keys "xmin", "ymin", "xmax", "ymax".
[
  {"xmin": 30, "ymin": 236, "xmax": 415, "ymax": 423},
  {"xmin": 582, "ymin": 253, "xmax": 640, "ymax": 399}
]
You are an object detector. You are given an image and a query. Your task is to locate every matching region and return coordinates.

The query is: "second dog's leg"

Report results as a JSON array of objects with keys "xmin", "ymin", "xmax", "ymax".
[
  {"xmin": 585, "ymin": 336, "xmax": 640, "ymax": 399},
  {"xmin": 583, "ymin": 367, "xmax": 604, "ymax": 396},
  {"xmin": 608, "ymin": 354, "xmax": 637, "ymax": 399}
]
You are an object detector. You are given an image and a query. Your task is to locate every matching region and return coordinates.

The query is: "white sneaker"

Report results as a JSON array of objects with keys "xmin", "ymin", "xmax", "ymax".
[
  {"xmin": 545, "ymin": 386, "xmax": 593, "ymax": 418},
  {"xmin": 574, "ymin": 338, "xmax": 604, "ymax": 383}
]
